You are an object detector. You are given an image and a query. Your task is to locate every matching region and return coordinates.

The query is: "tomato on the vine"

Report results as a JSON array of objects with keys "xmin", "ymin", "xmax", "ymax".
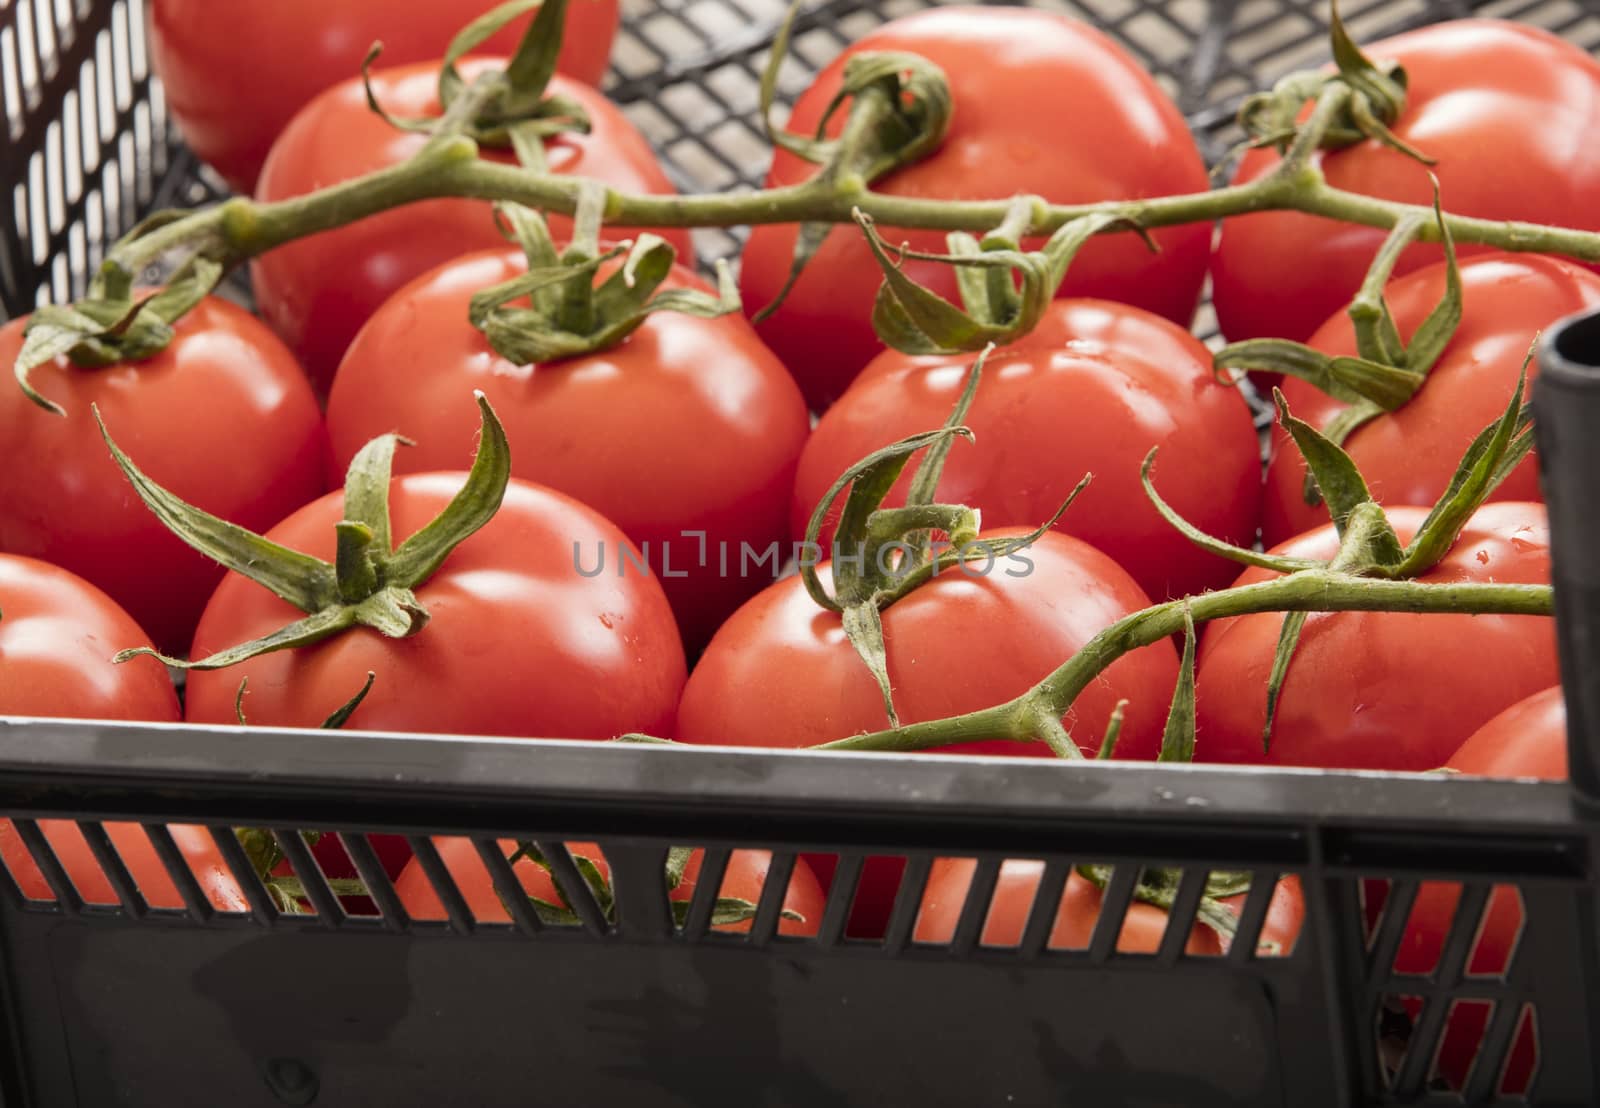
[
  {"xmin": 326, "ymin": 248, "xmax": 810, "ymax": 652},
  {"xmin": 180, "ymin": 475, "xmax": 687, "ymax": 739},
  {"xmin": 148, "ymin": 0, "xmax": 620, "ymax": 193},
  {"xmin": 0, "ymin": 298, "xmax": 328, "ymax": 657},
  {"xmin": 795, "ymin": 299, "xmax": 1263, "ymax": 602},
  {"xmin": 914, "ymin": 858, "xmax": 1305, "ymax": 957},
  {"xmin": 1263, "ymin": 254, "xmax": 1600, "ymax": 546},
  {"xmin": 1195, "ymin": 503, "xmax": 1557, "ymax": 772},
  {"xmin": 1387, "ymin": 686, "xmax": 1565, "ymax": 1096},
  {"xmin": 675, "ymin": 528, "xmax": 1178, "ymax": 760},
  {"xmin": 252, "ymin": 58, "xmax": 689, "ymax": 393},
  {"xmin": 740, "ymin": 6, "xmax": 1212, "ymax": 411},
  {"xmin": 1212, "ymin": 20, "xmax": 1600, "ymax": 345},
  {"xmin": 0, "ymin": 554, "xmax": 245, "ymax": 912},
  {"xmin": 395, "ymin": 838, "xmax": 826, "ymax": 937}
]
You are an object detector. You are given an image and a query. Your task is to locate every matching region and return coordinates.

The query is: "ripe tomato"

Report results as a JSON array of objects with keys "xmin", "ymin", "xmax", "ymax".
[
  {"xmin": 1212, "ymin": 20, "xmax": 1600, "ymax": 345},
  {"xmin": 326, "ymin": 248, "xmax": 810, "ymax": 652},
  {"xmin": 394, "ymin": 838, "xmax": 825, "ymax": 937},
  {"xmin": 148, "ymin": 0, "xmax": 620, "ymax": 193},
  {"xmin": 1445, "ymin": 684, "xmax": 1567, "ymax": 781},
  {"xmin": 1195, "ymin": 503, "xmax": 1557, "ymax": 771},
  {"xmin": 739, "ymin": 6, "xmax": 1211, "ymax": 411},
  {"xmin": 1389, "ymin": 686, "xmax": 1565, "ymax": 1096},
  {"xmin": 1263, "ymin": 254, "xmax": 1600, "ymax": 546},
  {"xmin": 180, "ymin": 475, "xmax": 687, "ymax": 738},
  {"xmin": 795, "ymin": 299, "xmax": 1263, "ymax": 602},
  {"xmin": 914, "ymin": 858, "xmax": 1305, "ymax": 957},
  {"xmin": 0, "ymin": 299, "xmax": 328, "ymax": 656},
  {"xmin": 0, "ymin": 554, "xmax": 244, "ymax": 912},
  {"xmin": 674, "ymin": 528, "xmax": 1178, "ymax": 760},
  {"xmin": 252, "ymin": 58, "xmax": 689, "ymax": 394}
]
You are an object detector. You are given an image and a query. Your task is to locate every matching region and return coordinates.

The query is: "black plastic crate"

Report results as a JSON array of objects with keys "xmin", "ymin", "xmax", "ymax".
[{"xmin": 2, "ymin": 0, "xmax": 1600, "ymax": 1105}]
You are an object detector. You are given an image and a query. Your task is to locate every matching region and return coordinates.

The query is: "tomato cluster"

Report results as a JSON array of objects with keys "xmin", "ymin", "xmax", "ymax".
[{"xmin": 2, "ymin": 4, "xmax": 1593, "ymax": 1094}]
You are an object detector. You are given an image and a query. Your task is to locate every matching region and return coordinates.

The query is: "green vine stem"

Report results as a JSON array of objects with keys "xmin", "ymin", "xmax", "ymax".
[
  {"xmin": 97, "ymin": 68, "xmax": 1600, "ymax": 303},
  {"xmin": 815, "ymin": 573, "xmax": 1551, "ymax": 755}
]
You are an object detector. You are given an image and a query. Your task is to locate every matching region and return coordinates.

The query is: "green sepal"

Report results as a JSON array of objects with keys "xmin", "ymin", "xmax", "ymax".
[
  {"xmin": 1273, "ymin": 390, "xmax": 1377, "ymax": 537},
  {"xmin": 15, "ymin": 257, "xmax": 223, "ymax": 415},
  {"xmin": 1211, "ymin": 339, "xmax": 1423, "ymax": 411},
  {"xmin": 106, "ymin": 393, "xmax": 513, "ymax": 673},
  {"xmin": 859, "ymin": 209, "xmax": 1142, "ymax": 356},
  {"xmin": 1140, "ymin": 448, "xmax": 1320, "ymax": 574},
  {"xmin": 233, "ymin": 671, "xmax": 376, "ymax": 729},
  {"xmin": 1096, "ymin": 699, "xmax": 1128, "ymax": 760},
  {"xmin": 470, "ymin": 207, "xmax": 740, "ymax": 365},
  {"xmin": 1261, "ymin": 611, "xmax": 1308, "ymax": 752},
  {"xmin": 364, "ymin": 0, "xmax": 589, "ymax": 154},
  {"xmin": 1157, "ymin": 604, "xmax": 1197, "ymax": 764},
  {"xmin": 798, "ymin": 427, "xmax": 969, "ymax": 614},
  {"xmin": 1393, "ymin": 360, "xmax": 1535, "ymax": 578},
  {"xmin": 843, "ymin": 601, "xmax": 898, "ymax": 728},
  {"xmin": 750, "ymin": 0, "xmax": 951, "ymax": 321}
]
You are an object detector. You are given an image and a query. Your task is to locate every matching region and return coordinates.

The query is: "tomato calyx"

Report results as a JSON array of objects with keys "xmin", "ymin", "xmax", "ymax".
[
  {"xmin": 500, "ymin": 842, "xmax": 801, "ymax": 929},
  {"xmin": 853, "ymin": 203, "xmax": 1154, "ymax": 355},
  {"xmin": 468, "ymin": 200, "xmax": 738, "ymax": 364},
  {"xmin": 1215, "ymin": 181, "xmax": 1462, "ymax": 508},
  {"xmin": 362, "ymin": 0, "xmax": 589, "ymax": 171},
  {"xmin": 12, "ymin": 256, "xmax": 224, "ymax": 416},
  {"xmin": 1233, "ymin": 0, "xmax": 1431, "ymax": 167},
  {"xmin": 233, "ymin": 672, "xmax": 378, "ymax": 913},
  {"xmin": 1147, "ymin": 363, "xmax": 1533, "ymax": 748},
  {"xmin": 798, "ymin": 353, "xmax": 1087, "ymax": 726},
  {"xmin": 98, "ymin": 392, "xmax": 511, "ymax": 671},
  {"xmin": 750, "ymin": 0, "xmax": 954, "ymax": 322}
]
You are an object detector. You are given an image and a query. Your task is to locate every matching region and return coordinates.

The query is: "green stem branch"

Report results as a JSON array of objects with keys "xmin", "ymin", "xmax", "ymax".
[
  {"xmin": 816, "ymin": 573, "xmax": 1551, "ymax": 754},
  {"xmin": 105, "ymin": 135, "xmax": 1600, "ymax": 281}
]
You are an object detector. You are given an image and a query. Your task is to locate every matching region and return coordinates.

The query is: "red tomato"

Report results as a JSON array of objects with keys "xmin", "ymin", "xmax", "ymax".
[
  {"xmin": 0, "ymin": 299, "xmax": 328, "ymax": 656},
  {"xmin": 914, "ymin": 858, "xmax": 1305, "ymax": 957},
  {"xmin": 795, "ymin": 299, "xmax": 1263, "ymax": 602},
  {"xmin": 1212, "ymin": 20, "xmax": 1600, "ymax": 345},
  {"xmin": 252, "ymin": 58, "xmax": 689, "ymax": 394},
  {"xmin": 674, "ymin": 528, "xmax": 1178, "ymax": 760},
  {"xmin": 0, "ymin": 554, "xmax": 244, "ymax": 912},
  {"xmin": 180, "ymin": 474, "xmax": 687, "ymax": 738},
  {"xmin": 739, "ymin": 6, "xmax": 1211, "ymax": 411},
  {"xmin": 1446, "ymin": 684, "xmax": 1566, "ymax": 781},
  {"xmin": 327, "ymin": 248, "xmax": 810, "ymax": 652},
  {"xmin": 148, "ymin": 0, "xmax": 620, "ymax": 193},
  {"xmin": 1389, "ymin": 686, "xmax": 1565, "ymax": 1096},
  {"xmin": 1195, "ymin": 503, "xmax": 1557, "ymax": 771},
  {"xmin": 1263, "ymin": 254, "xmax": 1600, "ymax": 546},
  {"xmin": 395, "ymin": 838, "xmax": 825, "ymax": 937}
]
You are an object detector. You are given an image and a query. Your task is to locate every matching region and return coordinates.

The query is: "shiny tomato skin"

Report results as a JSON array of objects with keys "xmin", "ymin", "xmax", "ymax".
[
  {"xmin": 1263, "ymin": 255, "xmax": 1600, "ymax": 546},
  {"xmin": 0, "ymin": 554, "xmax": 245, "ymax": 912},
  {"xmin": 1195, "ymin": 503, "xmax": 1556, "ymax": 771},
  {"xmin": 794, "ymin": 299, "xmax": 1263, "ymax": 602},
  {"xmin": 1389, "ymin": 686, "xmax": 1565, "ymax": 1096},
  {"xmin": 182, "ymin": 474, "xmax": 687, "ymax": 738},
  {"xmin": 327, "ymin": 248, "xmax": 810, "ymax": 652},
  {"xmin": 0, "ymin": 554, "xmax": 177, "ymax": 721},
  {"xmin": 149, "ymin": 0, "xmax": 620, "ymax": 193},
  {"xmin": 739, "ymin": 6, "xmax": 1211, "ymax": 411},
  {"xmin": 394, "ymin": 838, "xmax": 826, "ymax": 937},
  {"xmin": 252, "ymin": 58, "xmax": 689, "ymax": 394},
  {"xmin": 0, "ymin": 301, "xmax": 329, "ymax": 657},
  {"xmin": 914, "ymin": 858, "xmax": 1305, "ymax": 957},
  {"xmin": 1212, "ymin": 20, "xmax": 1600, "ymax": 345},
  {"xmin": 1446, "ymin": 684, "xmax": 1567, "ymax": 781},
  {"xmin": 675, "ymin": 528, "xmax": 1179, "ymax": 760}
]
